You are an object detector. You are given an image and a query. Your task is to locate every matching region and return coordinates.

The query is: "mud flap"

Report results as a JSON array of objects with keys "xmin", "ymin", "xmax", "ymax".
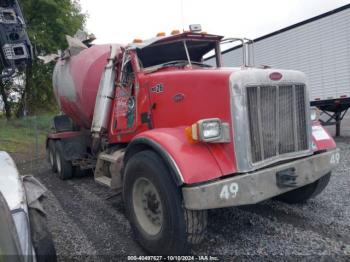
[{"xmin": 22, "ymin": 176, "xmax": 47, "ymax": 213}]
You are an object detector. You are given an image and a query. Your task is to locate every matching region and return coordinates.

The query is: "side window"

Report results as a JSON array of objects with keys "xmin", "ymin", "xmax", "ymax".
[
  {"xmin": 114, "ymin": 53, "xmax": 136, "ymax": 131},
  {"xmin": 120, "ymin": 54, "xmax": 134, "ymax": 93}
]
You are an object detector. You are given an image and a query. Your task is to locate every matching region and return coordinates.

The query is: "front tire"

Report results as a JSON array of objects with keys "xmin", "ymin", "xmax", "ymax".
[
  {"xmin": 55, "ymin": 141, "xmax": 73, "ymax": 180},
  {"xmin": 275, "ymin": 172, "xmax": 331, "ymax": 204},
  {"xmin": 28, "ymin": 208, "xmax": 57, "ymax": 262},
  {"xmin": 123, "ymin": 150, "xmax": 207, "ymax": 255}
]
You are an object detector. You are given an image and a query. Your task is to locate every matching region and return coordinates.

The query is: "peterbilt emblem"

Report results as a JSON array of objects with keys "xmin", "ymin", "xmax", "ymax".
[
  {"xmin": 151, "ymin": 84, "xmax": 164, "ymax": 93},
  {"xmin": 269, "ymin": 72, "xmax": 283, "ymax": 81},
  {"xmin": 173, "ymin": 93, "xmax": 185, "ymax": 102}
]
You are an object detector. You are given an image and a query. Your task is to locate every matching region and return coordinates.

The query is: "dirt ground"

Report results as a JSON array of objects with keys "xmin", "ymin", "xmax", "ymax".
[{"xmin": 12, "ymin": 114, "xmax": 350, "ymax": 261}]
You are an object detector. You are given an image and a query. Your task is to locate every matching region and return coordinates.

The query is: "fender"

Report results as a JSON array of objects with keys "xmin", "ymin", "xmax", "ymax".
[
  {"xmin": 124, "ymin": 127, "xmax": 224, "ymax": 185},
  {"xmin": 125, "ymin": 123, "xmax": 336, "ymax": 185},
  {"xmin": 311, "ymin": 122, "xmax": 337, "ymax": 151},
  {"xmin": 47, "ymin": 131, "xmax": 90, "ymax": 161}
]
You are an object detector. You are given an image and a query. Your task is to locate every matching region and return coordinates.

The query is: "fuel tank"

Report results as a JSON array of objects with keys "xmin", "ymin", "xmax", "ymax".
[{"xmin": 53, "ymin": 44, "xmax": 122, "ymax": 129}]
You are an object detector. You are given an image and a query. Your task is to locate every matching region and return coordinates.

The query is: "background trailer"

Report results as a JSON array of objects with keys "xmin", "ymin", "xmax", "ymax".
[{"xmin": 208, "ymin": 4, "xmax": 350, "ymax": 136}]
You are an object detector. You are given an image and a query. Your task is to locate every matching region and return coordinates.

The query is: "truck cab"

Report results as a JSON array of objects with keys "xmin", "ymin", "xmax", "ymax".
[
  {"xmin": 109, "ymin": 32, "xmax": 224, "ymax": 142},
  {"xmin": 47, "ymin": 29, "xmax": 339, "ymax": 255}
]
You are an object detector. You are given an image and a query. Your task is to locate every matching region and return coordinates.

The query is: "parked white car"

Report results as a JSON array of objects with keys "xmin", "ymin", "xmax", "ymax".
[{"xmin": 0, "ymin": 151, "xmax": 56, "ymax": 262}]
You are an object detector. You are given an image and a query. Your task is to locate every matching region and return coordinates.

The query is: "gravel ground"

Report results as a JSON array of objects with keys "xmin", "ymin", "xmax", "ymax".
[{"xmin": 17, "ymin": 135, "xmax": 350, "ymax": 261}]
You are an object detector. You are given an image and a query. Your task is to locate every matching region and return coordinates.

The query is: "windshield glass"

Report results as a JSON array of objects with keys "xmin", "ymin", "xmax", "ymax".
[{"xmin": 136, "ymin": 40, "xmax": 216, "ymax": 69}]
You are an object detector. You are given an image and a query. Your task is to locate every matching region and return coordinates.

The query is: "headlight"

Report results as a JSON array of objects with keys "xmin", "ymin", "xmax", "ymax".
[
  {"xmin": 185, "ymin": 118, "xmax": 230, "ymax": 143},
  {"xmin": 199, "ymin": 119, "xmax": 221, "ymax": 140},
  {"xmin": 310, "ymin": 107, "xmax": 319, "ymax": 121}
]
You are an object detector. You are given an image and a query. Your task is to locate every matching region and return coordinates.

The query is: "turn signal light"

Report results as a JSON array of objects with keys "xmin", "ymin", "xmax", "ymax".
[
  {"xmin": 185, "ymin": 125, "xmax": 198, "ymax": 144},
  {"xmin": 185, "ymin": 118, "xmax": 231, "ymax": 143}
]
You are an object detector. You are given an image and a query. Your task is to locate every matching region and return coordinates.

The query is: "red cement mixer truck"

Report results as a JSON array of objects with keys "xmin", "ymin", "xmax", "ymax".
[{"xmin": 47, "ymin": 27, "xmax": 340, "ymax": 255}]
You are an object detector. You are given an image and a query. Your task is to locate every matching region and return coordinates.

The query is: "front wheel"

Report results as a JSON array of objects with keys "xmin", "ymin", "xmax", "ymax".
[
  {"xmin": 29, "ymin": 208, "xmax": 57, "ymax": 262},
  {"xmin": 123, "ymin": 151, "xmax": 207, "ymax": 255},
  {"xmin": 275, "ymin": 172, "xmax": 331, "ymax": 204}
]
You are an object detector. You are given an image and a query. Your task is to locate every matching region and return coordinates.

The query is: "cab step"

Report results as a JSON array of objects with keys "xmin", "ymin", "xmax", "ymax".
[
  {"xmin": 94, "ymin": 149, "xmax": 125, "ymax": 189},
  {"xmin": 95, "ymin": 176, "xmax": 112, "ymax": 187}
]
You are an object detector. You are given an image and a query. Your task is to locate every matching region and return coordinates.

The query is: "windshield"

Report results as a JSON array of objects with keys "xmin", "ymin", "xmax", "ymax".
[{"xmin": 136, "ymin": 39, "xmax": 217, "ymax": 69}]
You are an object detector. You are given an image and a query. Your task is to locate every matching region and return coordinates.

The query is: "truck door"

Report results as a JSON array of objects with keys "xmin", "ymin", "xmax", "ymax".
[{"xmin": 112, "ymin": 52, "xmax": 136, "ymax": 133}]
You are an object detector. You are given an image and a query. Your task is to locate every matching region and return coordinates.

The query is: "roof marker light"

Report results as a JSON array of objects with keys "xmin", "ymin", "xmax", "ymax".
[
  {"xmin": 171, "ymin": 30, "xmax": 180, "ymax": 35},
  {"xmin": 189, "ymin": 24, "xmax": 202, "ymax": 32},
  {"xmin": 156, "ymin": 32, "xmax": 166, "ymax": 37},
  {"xmin": 133, "ymin": 39, "xmax": 143, "ymax": 43}
]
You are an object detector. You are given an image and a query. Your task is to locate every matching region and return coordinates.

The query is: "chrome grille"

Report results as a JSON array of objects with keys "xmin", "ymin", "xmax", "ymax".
[{"xmin": 246, "ymin": 84, "xmax": 308, "ymax": 163}]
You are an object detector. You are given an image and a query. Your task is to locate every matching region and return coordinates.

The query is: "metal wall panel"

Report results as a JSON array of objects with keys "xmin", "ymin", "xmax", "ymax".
[{"xmin": 211, "ymin": 7, "xmax": 350, "ymax": 101}]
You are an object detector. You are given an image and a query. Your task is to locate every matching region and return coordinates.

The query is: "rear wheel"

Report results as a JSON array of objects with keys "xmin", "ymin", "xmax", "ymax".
[
  {"xmin": 55, "ymin": 141, "xmax": 73, "ymax": 180},
  {"xmin": 123, "ymin": 150, "xmax": 207, "ymax": 255},
  {"xmin": 275, "ymin": 172, "xmax": 331, "ymax": 204},
  {"xmin": 47, "ymin": 140, "xmax": 57, "ymax": 173}
]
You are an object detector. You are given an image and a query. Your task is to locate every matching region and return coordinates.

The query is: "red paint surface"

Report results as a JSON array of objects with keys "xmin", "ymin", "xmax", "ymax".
[
  {"xmin": 269, "ymin": 72, "xmax": 283, "ymax": 81},
  {"xmin": 134, "ymin": 128, "xmax": 224, "ymax": 184},
  {"xmin": 311, "ymin": 122, "xmax": 337, "ymax": 151},
  {"xmin": 54, "ymin": 45, "xmax": 122, "ymax": 128}
]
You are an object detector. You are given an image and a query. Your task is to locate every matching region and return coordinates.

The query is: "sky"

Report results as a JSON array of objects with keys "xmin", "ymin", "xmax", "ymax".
[{"xmin": 79, "ymin": 0, "xmax": 350, "ymax": 45}]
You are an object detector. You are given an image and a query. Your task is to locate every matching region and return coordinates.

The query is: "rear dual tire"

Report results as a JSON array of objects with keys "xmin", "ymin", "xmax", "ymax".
[
  {"xmin": 47, "ymin": 140, "xmax": 57, "ymax": 173},
  {"xmin": 47, "ymin": 139, "xmax": 73, "ymax": 180},
  {"xmin": 54, "ymin": 141, "xmax": 73, "ymax": 180},
  {"xmin": 123, "ymin": 150, "xmax": 207, "ymax": 255}
]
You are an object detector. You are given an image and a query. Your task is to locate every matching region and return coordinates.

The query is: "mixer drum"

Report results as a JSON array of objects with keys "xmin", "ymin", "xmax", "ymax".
[{"xmin": 53, "ymin": 44, "xmax": 122, "ymax": 129}]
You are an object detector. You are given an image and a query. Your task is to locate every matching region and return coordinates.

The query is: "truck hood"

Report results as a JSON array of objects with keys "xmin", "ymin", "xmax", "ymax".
[{"xmin": 146, "ymin": 67, "xmax": 237, "ymax": 78}]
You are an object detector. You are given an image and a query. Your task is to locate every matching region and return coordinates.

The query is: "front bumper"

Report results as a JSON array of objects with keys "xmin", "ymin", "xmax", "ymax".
[{"xmin": 182, "ymin": 149, "xmax": 339, "ymax": 210}]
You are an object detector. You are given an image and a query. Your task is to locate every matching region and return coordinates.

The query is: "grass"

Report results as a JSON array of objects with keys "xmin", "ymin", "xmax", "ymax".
[{"xmin": 0, "ymin": 113, "xmax": 55, "ymax": 156}]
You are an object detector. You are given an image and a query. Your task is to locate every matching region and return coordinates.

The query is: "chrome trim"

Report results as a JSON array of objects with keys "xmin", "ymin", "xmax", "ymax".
[
  {"xmin": 275, "ymin": 86, "xmax": 280, "ymax": 155},
  {"xmin": 256, "ymin": 86, "xmax": 264, "ymax": 159},
  {"xmin": 292, "ymin": 85, "xmax": 298, "ymax": 151},
  {"xmin": 182, "ymin": 149, "xmax": 338, "ymax": 210},
  {"xmin": 196, "ymin": 118, "xmax": 231, "ymax": 143},
  {"xmin": 230, "ymin": 68, "xmax": 313, "ymax": 172}
]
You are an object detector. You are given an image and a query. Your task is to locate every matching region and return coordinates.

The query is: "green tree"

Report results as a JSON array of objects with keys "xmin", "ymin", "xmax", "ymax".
[
  {"xmin": 18, "ymin": 0, "xmax": 86, "ymax": 116},
  {"xmin": 0, "ymin": 79, "xmax": 14, "ymax": 119}
]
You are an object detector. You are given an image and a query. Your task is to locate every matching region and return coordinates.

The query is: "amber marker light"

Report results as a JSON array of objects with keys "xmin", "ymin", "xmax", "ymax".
[
  {"xmin": 171, "ymin": 30, "xmax": 180, "ymax": 35},
  {"xmin": 185, "ymin": 124, "xmax": 198, "ymax": 144},
  {"xmin": 186, "ymin": 118, "xmax": 231, "ymax": 143},
  {"xmin": 133, "ymin": 39, "xmax": 143, "ymax": 43},
  {"xmin": 156, "ymin": 32, "xmax": 166, "ymax": 37}
]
